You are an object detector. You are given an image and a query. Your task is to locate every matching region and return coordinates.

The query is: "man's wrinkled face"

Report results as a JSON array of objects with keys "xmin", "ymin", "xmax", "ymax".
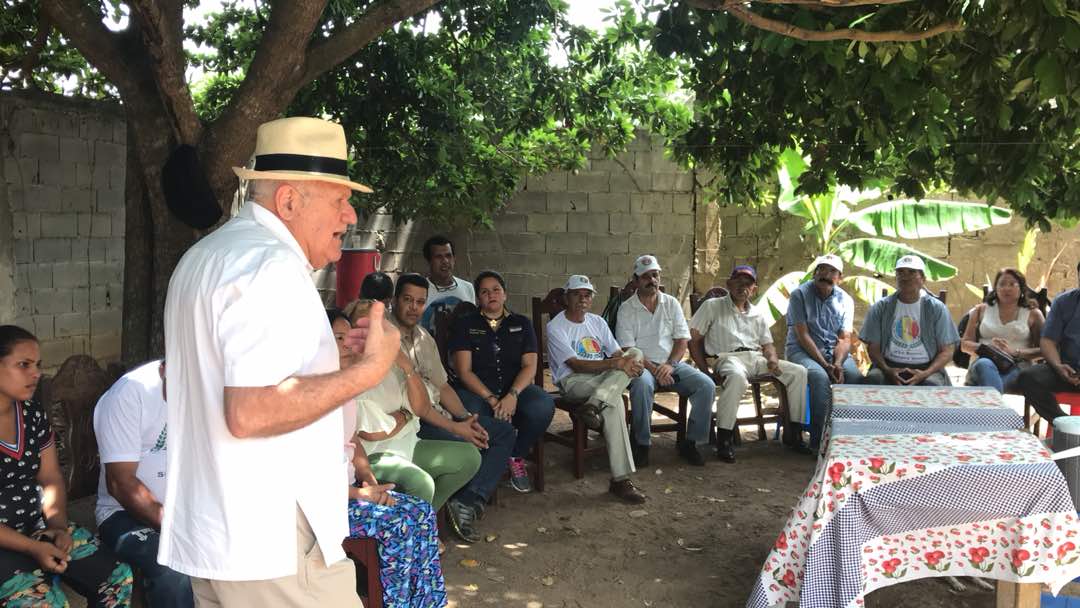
[
  {"xmin": 394, "ymin": 283, "xmax": 428, "ymax": 328},
  {"xmin": 429, "ymin": 244, "xmax": 455, "ymax": 280},
  {"xmin": 895, "ymin": 267, "xmax": 925, "ymax": 292},
  {"xmin": 637, "ymin": 269, "xmax": 661, "ymax": 294},
  {"xmin": 814, "ymin": 264, "xmax": 841, "ymax": 289},
  {"xmin": 726, "ymin": 275, "xmax": 757, "ymax": 304},
  {"xmin": 565, "ymin": 288, "xmax": 594, "ymax": 316},
  {"xmin": 477, "ymin": 277, "xmax": 506, "ymax": 314},
  {"xmin": 279, "ymin": 181, "xmax": 356, "ymax": 269}
]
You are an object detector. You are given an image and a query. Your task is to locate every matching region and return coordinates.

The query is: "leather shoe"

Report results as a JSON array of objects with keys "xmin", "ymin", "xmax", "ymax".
[
  {"xmin": 782, "ymin": 423, "xmax": 813, "ymax": 455},
  {"xmin": 716, "ymin": 428, "xmax": 736, "ymax": 463},
  {"xmin": 609, "ymin": 479, "xmax": 647, "ymax": 504},
  {"xmin": 576, "ymin": 401, "xmax": 604, "ymax": 432},
  {"xmin": 631, "ymin": 441, "xmax": 650, "ymax": 468},
  {"xmin": 677, "ymin": 439, "xmax": 706, "ymax": 466}
]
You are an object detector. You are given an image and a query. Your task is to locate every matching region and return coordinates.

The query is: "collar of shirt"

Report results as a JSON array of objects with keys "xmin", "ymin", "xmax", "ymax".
[{"xmin": 241, "ymin": 201, "xmax": 313, "ymax": 272}]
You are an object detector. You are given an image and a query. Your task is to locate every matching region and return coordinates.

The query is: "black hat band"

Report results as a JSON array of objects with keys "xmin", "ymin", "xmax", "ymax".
[{"xmin": 252, "ymin": 153, "xmax": 348, "ymax": 178}]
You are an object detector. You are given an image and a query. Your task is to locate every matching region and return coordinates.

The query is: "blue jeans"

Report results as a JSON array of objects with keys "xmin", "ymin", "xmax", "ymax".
[
  {"xmin": 966, "ymin": 357, "xmax": 1021, "ymax": 393},
  {"xmin": 98, "ymin": 510, "xmax": 193, "ymax": 608},
  {"xmin": 456, "ymin": 384, "xmax": 555, "ymax": 458},
  {"xmin": 418, "ymin": 414, "xmax": 516, "ymax": 506},
  {"xmin": 628, "ymin": 361, "xmax": 716, "ymax": 445},
  {"xmin": 786, "ymin": 351, "xmax": 861, "ymax": 449}
]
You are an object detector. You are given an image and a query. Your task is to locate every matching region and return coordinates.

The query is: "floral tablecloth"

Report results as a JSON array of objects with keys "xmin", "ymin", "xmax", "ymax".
[{"xmin": 747, "ymin": 428, "xmax": 1080, "ymax": 608}]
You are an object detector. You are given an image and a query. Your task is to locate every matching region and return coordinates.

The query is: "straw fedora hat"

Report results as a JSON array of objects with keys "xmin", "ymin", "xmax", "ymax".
[{"xmin": 232, "ymin": 117, "xmax": 372, "ymax": 192}]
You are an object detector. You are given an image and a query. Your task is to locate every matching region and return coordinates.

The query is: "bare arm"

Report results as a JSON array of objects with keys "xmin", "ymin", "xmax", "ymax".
[
  {"xmin": 926, "ymin": 341, "xmax": 956, "ymax": 375},
  {"xmin": 867, "ymin": 341, "xmax": 893, "ymax": 377},
  {"xmin": 960, "ymin": 304, "xmax": 983, "ymax": 356},
  {"xmin": 224, "ymin": 303, "xmax": 400, "ymax": 438},
  {"xmin": 1019, "ymin": 309, "xmax": 1046, "ymax": 359},
  {"xmin": 667, "ymin": 338, "xmax": 689, "ymax": 365},
  {"xmin": 37, "ymin": 443, "xmax": 68, "ymax": 535},
  {"xmin": 833, "ymin": 329, "xmax": 853, "ymax": 366},
  {"xmin": 104, "ymin": 462, "xmax": 163, "ymax": 529},
  {"xmin": 793, "ymin": 323, "xmax": 829, "ymax": 368},
  {"xmin": 689, "ymin": 330, "xmax": 710, "ymax": 373}
]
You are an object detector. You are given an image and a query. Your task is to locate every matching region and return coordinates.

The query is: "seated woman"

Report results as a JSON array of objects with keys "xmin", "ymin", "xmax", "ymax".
[
  {"xmin": 0, "ymin": 325, "xmax": 133, "ymax": 607},
  {"xmin": 960, "ymin": 268, "xmax": 1045, "ymax": 393},
  {"xmin": 329, "ymin": 309, "xmax": 447, "ymax": 608}
]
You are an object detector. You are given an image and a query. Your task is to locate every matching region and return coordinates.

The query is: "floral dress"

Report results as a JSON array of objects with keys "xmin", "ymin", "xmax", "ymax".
[
  {"xmin": 0, "ymin": 399, "xmax": 133, "ymax": 607},
  {"xmin": 348, "ymin": 490, "xmax": 446, "ymax": 608}
]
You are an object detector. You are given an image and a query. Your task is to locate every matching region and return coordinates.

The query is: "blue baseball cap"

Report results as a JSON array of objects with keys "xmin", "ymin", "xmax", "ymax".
[{"xmin": 730, "ymin": 265, "xmax": 757, "ymax": 282}]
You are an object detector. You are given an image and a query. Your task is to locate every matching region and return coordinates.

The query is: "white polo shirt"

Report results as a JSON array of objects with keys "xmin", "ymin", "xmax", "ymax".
[
  {"xmin": 689, "ymin": 294, "xmax": 772, "ymax": 356},
  {"xmin": 615, "ymin": 292, "xmax": 690, "ymax": 364},
  {"xmin": 161, "ymin": 202, "xmax": 349, "ymax": 581}
]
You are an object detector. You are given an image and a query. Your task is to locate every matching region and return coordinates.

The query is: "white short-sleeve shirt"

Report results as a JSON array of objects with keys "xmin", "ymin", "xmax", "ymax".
[
  {"xmin": 161, "ymin": 202, "xmax": 349, "ymax": 581},
  {"xmin": 689, "ymin": 295, "xmax": 772, "ymax": 356},
  {"xmin": 93, "ymin": 360, "xmax": 168, "ymax": 527},
  {"xmin": 546, "ymin": 311, "xmax": 622, "ymax": 383},
  {"xmin": 886, "ymin": 299, "xmax": 931, "ymax": 364},
  {"xmin": 615, "ymin": 292, "xmax": 690, "ymax": 364}
]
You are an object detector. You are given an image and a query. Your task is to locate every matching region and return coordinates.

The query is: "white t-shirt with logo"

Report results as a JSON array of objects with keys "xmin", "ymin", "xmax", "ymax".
[
  {"xmin": 427, "ymin": 276, "xmax": 475, "ymax": 307},
  {"xmin": 93, "ymin": 360, "xmax": 169, "ymax": 526},
  {"xmin": 546, "ymin": 311, "xmax": 622, "ymax": 383},
  {"xmin": 887, "ymin": 299, "xmax": 931, "ymax": 364}
]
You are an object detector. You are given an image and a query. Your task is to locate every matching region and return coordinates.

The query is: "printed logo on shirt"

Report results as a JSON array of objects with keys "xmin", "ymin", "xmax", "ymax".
[
  {"xmin": 150, "ymin": 426, "xmax": 167, "ymax": 453},
  {"xmin": 892, "ymin": 315, "xmax": 920, "ymax": 345},
  {"xmin": 575, "ymin": 336, "xmax": 603, "ymax": 360}
]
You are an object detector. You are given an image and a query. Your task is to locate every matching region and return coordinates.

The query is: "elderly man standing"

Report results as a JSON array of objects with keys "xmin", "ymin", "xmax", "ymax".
[
  {"xmin": 689, "ymin": 265, "xmax": 808, "ymax": 462},
  {"xmin": 617, "ymin": 255, "xmax": 716, "ymax": 467},
  {"xmin": 784, "ymin": 254, "xmax": 861, "ymax": 451},
  {"xmin": 861, "ymin": 255, "xmax": 958, "ymax": 386},
  {"xmin": 163, "ymin": 117, "xmax": 399, "ymax": 606},
  {"xmin": 1018, "ymin": 261, "xmax": 1080, "ymax": 423},
  {"xmin": 547, "ymin": 275, "xmax": 647, "ymax": 503}
]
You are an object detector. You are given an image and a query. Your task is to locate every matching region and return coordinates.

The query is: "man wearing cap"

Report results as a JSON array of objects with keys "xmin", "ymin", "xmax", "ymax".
[
  {"xmin": 546, "ymin": 275, "xmax": 647, "ymax": 503},
  {"xmin": 860, "ymin": 255, "xmax": 959, "ymax": 386},
  {"xmin": 784, "ymin": 254, "xmax": 861, "ymax": 450},
  {"xmin": 617, "ymin": 255, "xmax": 716, "ymax": 467},
  {"xmin": 689, "ymin": 265, "xmax": 808, "ymax": 462},
  {"xmin": 163, "ymin": 117, "xmax": 399, "ymax": 606}
]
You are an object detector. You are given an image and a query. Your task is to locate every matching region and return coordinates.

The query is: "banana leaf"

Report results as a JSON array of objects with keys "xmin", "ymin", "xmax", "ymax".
[
  {"xmin": 836, "ymin": 238, "xmax": 958, "ymax": 280},
  {"xmin": 777, "ymin": 149, "xmax": 811, "ymax": 219},
  {"xmin": 1017, "ymin": 228, "xmax": 1038, "ymax": 274},
  {"xmin": 842, "ymin": 275, "xmax": 895, "ymax": 304},
  {"xmin": 754, "ymin": 271, "xmax": 807, "ymax": 327},
  {"xmin": 846, "ymin": 199, "xmax": 1012, "ymax": 239}
]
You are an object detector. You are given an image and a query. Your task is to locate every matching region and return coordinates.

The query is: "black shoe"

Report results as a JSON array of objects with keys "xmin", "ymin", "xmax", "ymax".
[
  {"xmin": 716, "ymin": 429, "xmax": 736, "ymax": 463},
  {"xmin": 783, "ymin": 423, "xmax": 814, "ymax": 455},
  {"xmin": 576, "ymin": 401, "xmax": 604, "ymax": 432},
  {"xmin": 445, "ymin": 498, "xmax": 481, "ymax": 543},
  {"xmin": 677, "ymin": 439, "xmax": 706, "ymax": 466},
  {"xmin": 631, "ymin": 441, "xmax": 650, "ymax": 468}
]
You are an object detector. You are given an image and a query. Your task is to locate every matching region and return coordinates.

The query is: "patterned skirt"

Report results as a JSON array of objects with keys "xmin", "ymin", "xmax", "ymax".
[{"xmin": 348, "ymin": 491, "xmax": 447, "ymax": 608}]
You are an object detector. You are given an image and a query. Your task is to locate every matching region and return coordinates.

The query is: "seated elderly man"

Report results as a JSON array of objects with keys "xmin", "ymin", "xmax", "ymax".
[
  {"xmin": 93, "ymin": 359, "xmax": 193, "ymax": 608},
  {"xmin": 546, "ymin": 275, "xmax": 647, "ymax": 503},
  {"xmin": 784, "ymin": 254, "xmax": 862, "ymax": 451},
  {"xmin": 689, "ymin": 265, "xmax": 808, "ymax": 462},
  {"xmin": 1018, "ymin": 261, "xmax": 1080, "ymax": 423},
  {"xmin": 861, "ymin": 255, "xmax": 959, "ymax": 386}
]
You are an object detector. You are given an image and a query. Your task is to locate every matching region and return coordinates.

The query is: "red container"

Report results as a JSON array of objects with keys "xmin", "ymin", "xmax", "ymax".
[{"xmin": 335, "ymin": 248, "xmax": 382, "ymax": 308}]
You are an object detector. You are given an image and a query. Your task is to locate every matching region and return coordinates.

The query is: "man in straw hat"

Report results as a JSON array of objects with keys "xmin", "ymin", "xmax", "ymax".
[{"xmin": 162, "ymin": 117, "xmax": 399, "ymax": 606}]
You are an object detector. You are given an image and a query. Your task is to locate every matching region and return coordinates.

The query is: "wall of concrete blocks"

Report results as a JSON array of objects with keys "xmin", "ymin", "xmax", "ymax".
[{"xmin": 0, "ymin": 91, "xmax": 126, "ymax": 368}]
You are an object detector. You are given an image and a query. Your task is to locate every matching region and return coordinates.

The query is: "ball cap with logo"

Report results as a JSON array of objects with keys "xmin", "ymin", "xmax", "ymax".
[
  {"xmin": 232, "ymin": 116, "xmax": 373, "ymax": 193},
  {"xmin": 813, "ymin": 254, "xmax": 844, "ymax": 274},
  {"xmin": 634, "ymin": 254, "xmax": 662, "ymax": 276},
  {"xmin": 730, "ymin": 264, "xmax": 757, "ymax": 283},
  {"xmin": 895, "ymin": 255, "xmax": 926, "ymax": 272},
  {"xmin": 565, "ymin": 275, "xmax": 596, "ymax": 293}
]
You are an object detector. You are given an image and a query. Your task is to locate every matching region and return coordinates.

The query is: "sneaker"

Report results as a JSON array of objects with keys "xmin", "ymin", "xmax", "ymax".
[
  {"xmin": 508, "ymin": 457, "xmax": 532, "ymax": 493},
  {"xmin": 445, "ymin": 498, "xmax": 481, "ymax": 543},
  {"xmin": 609, "ymin": 479, "xmax": 647, "ymax": 504},
  {"xmin": 677, "ymin": 439, "xmax": 706, "ymax": 466},
  {"xmin": 576, "ymin": 401, "xmax": 604, "ymax": 432}
]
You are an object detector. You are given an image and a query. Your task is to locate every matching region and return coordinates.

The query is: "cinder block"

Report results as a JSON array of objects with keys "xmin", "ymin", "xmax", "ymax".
[
  {"xmin": 15, "ymin": 291, "xmax": 30, "ymax": 316},
  {"xmin": 62, "ymin": 187, "xmax": 94, "ymax": 212},
  {"xmin": 53, "ymin": 262, "xmax": 90, "ymax": 288},
  {"xmin": 87, "ymin": 238, "xmax": 107, "ymax": 262},
  {"xmin": 38, "ymin": 160, "xmax": 77, "ymax": 187},
  {"xmin": 74, "ymin": 163, "xmax": 92, "ymax": 187},
  {"xmin": 32, "ymin": 316, "xmax": 54, "ymax": 340},
  {"xmin": 94, "ymin": 141, "xmax": 125, "ymax": 166},
  {"xmin": 467, "ymin": 234, "xmax": 500, "ymax": 253},
  {"xmin": 14, "ymin": 264, "xmax": 30, "ymax": 290},
  {"xmin": 40, "ymin": 213, "xmax": 77, "ymax": 238},
  {"xmin": 526, "ymin": 172, "xmax": 568, "ymax": 192},
  {"xmin": 586, "ymin": 234, "xmax": 629, "ymax": 255},
  {"xmin": 70, "ymin": 238, "xmax": 89, "ymax": 260},
  {"xmin": 630, "ymin": 233, "xmax": 665, "ymax": 255},
  {"xmin": 91, "ymin": 286, "xmax": 116, "ymax": 310},
  {"xmin": 59, "ymin": 137, "xmax": 90, "ymax": 163},
  {"xmin": 34, "ymin": 238, "xmax": 70, "ymax": 262},
  {"xmin": 24, "ymin": 261, "xmax": 51, "ymax": 288},
  {"xmin": 91, "ymin": 332, "xmax": 122, "ymax": 361},
  {"xmin": 13, "ymin": 239, "xmax": 31, "ymax": 262},
  {"xmin": 24, "ymin": 213, "xmax": 40, "ymax": 239},
  {"xmin": 10, "ymin": 212, "xmax": 27, "ymax": 238},
  {"xmin": 39, "ymin": 338, "xmax": 76, "ymax": 368},
  {"xmin": 55, "ymin": 312, "xmax": 90, "ymax": 337},
  {"xmin": 23, "ymin": 185, "xmax": 62, "ymax": 212},
  {"xmin": 565, "ymin": 253, "xmax": 608, "ymax": 277},
  {"xmin": 609, "ymin": 171, "xmax": 650, "ymax": 193},
  {"xmin": 19, "ymin": 133, "xmax": 59, "ymax": 161},
  {"xmin": 90, "ymin": 262, "xmax": 123, "ymax": 284},
  {"xmin": 652, "ymin": 172, "xmax": 695, "ymax": 192},
  {"xmin": 96, "ymin": 188, "xmax": 124, "ymax": 210},
  {"xmin": 546, "ymin": 233, "xmax": 587, "ymax": 254},
  {"xmin": 571, "ymin": 212, "xmax": 609, "ymax": 233},
  {"xmin": 111, "ymin": 210, "xmax": 125, "ymax": 236},
  {"xmin": 526, "ymin": 213, "xmax": 567, "ymax": 233},
  {"xmin": 91, "ymin": 309, "xmax": 122, "ymax": 331},
  {"xmin": 588, "ymin": 193, "xmax": 629, "ymax": 213},
  {"xmin": 672, "ymin": 194, "xmax": 694, "ymax": 215},
  {"xmin": 92, "ymin": 163, "xmax": 111, "ymax": 189},
  {"xmin": 105, "ymin": 237, "xmax": 124, "ymax": 262},
  {"xmin": 506, "ymin": 191, "xmax": 547, "ymax": 213},
  {"xmin": 546, "ymin": 192, "xmax": 587, "ymax": 212},
  {"xmin": 32, "ymin": 289, "xmax": 73, "ymax": 315},
  {"xmin": 110, "ymin": 165, "xmax": 125, "ymax": 189},
  {"xmin": 498, "ymin": 233, "xmax": 546, "ymax": 253},
  {"xmin": 610, "ymin": 214, "xmax": 651, "ymax": 234},
  {"xmin": 608, "ymin": 254, "xmax": 639, "ymax": 275},
  {"xmin": 651, "ymin": 214, "xmax": 692, "ymax": 234},
  {"xmin": 71, "ymin": 287, "xmax": 90, "ymax": 313},
  {"xmin": 567, "ymin": 172, "xmax": 609, "ymax": 192},
  {"xmin": 112, "ymin": 122, "xmax": 127, "ymax": 144}
]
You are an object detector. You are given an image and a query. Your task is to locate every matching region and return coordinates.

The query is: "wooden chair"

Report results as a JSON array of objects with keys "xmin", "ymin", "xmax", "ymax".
[{"xmin": 342, "ymin": 537, "xmax": 382, "ymax": 608}]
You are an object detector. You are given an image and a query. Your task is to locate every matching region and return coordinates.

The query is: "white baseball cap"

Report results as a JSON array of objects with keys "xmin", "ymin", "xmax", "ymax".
[
  {"xmin": 813, "ymin": 254, "xmax": 844, "ymax": 274},
  {"xmin": 634, "ymin": 254, "xmax": 662, "ymax": 276},
  {"xmin": 564, "ymin": 275, "xmax": 596, "ymax": 293},
  {"xmin": 895, "ymin": 255, "xmax": 926, "ymax": 272}
]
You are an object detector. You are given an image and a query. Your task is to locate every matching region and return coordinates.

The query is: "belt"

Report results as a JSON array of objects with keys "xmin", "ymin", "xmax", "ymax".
[{"xmin": 732, "ymin": 347, "xmax": 758, "ymax": 353}]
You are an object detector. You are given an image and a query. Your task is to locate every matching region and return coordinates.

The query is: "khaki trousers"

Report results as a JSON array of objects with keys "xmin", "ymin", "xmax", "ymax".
[
  {"xmin": 558, "ymin": 347, "xmax": 642, "ymax": 480},
  {"xmin": 191, "ymin": 506, "xmax": 361, "ymax": 608},
  {"xmin": 713, "ymin": 351, "xmax": 807, "ymax": 430}
]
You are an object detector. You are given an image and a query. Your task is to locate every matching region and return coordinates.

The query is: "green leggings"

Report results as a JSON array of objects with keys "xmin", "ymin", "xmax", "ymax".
[{"xmin": 369, "ymin": 439, "xmax": 481, "ymax": 509}]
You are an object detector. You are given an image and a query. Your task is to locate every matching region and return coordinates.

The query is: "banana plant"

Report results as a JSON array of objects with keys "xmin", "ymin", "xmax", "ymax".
[{"xmin": 757, "ymin": 149, "xmax": 1013, "ymax": 325}]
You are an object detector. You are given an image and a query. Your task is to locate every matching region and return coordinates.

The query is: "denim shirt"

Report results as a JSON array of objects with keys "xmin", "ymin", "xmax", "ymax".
[
  {"xmin": 1043, "ymin": 288, "xmax": 1080, "ymax": 368},
  {"xmin": 859, "ymin": 292, "xmax": 959, "ymax": 359},
  {"xmin": 784, "ymin": 281, "xmax": 854, "ymax": 359}
]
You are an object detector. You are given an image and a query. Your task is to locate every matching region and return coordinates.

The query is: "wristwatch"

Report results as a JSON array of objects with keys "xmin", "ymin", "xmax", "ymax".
[{"xmin": 507, "ymin": 387, "xmax": 520, "ymax": 398}]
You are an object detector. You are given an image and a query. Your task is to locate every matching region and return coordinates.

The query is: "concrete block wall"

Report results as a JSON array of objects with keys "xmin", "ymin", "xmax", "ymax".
[{"xmin": 0, "ymin": 91, "xmax": 125, "ymax": 368}]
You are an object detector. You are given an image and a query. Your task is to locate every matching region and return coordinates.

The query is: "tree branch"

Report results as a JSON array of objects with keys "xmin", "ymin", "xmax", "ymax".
[
  {"xmin": 39, "ymin": 0, "xmax": 137, "ymax": 94},
  {"xmin": 127, "ymin": 0, "xmax": 202, "ymax": 143},
  {"xmin": 720, "ymin": 3, "xmax": 962, "ymax": 42},
  {"xmin": 19, "ymin": 12, "xmax": 51, "ymax": 89},
  {"xmin": 301, "ymin": 0, "xmax": 442, "ymax": 87},
  {"xmin": 689, "ymin": 0, "xmax": 915, "ymax": 7}
]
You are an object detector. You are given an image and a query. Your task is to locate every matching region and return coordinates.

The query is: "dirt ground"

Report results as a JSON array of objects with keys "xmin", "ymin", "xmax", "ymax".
[{"xmin": 439, "ymin": 393, "xmax": 1000, "ymax": 608}]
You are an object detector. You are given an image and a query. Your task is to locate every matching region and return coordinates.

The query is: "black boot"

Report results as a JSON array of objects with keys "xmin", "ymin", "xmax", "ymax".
[
  {"xmin": 677, "ymin": 439, "xmax": 706, "ymax": 466},
  {"xmin": 782, "ymin": 422, "xmax": 813, "ymax": 455},
  {"xmin": 716, "ymin": 428, "xmax": 736, "ymax": 463}
]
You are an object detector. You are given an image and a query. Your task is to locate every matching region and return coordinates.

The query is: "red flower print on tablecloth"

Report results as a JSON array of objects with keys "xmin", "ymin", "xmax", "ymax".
[
  {"xmin": 881, "ymin": 558, "xmax": 906, "ymax": 578},
  {"xmin": 775, "ymin": 532, "xmax": 788, "ymax": 551},
  {"xmin": 1057, "ymin": 542, "xmax": 1078, "ymax": 566},
  {"xmin": 967, "ymin": 546, "xmax": 993, "ymax": 572},
  {"xmin": 773, "ymin": 568, "xmax": 797, "ymax": 588},
  {"xmin": 923, "ymin": 550, "xmax": 949, "ymax": 571},
  {"xmin": 1010, "ymin": 549, "xmax": 1034, "ymax": 576},
  {"xmin": 867, "ymin": 457, "xmax": 894, "ymax": 475},
  {"xmin": 828, "ymin": 462, "xmax": 849, "ymax": 489}
]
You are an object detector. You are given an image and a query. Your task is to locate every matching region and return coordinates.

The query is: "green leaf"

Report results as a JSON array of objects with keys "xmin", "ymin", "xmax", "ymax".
[
  {"xmin": 1043, "ymin": 0, "xmax": 1066, "ymax": 17},
  {"xmin": 1017, "ymin": 228, "xmax": 1038, "ymax": 273},
  {"xmin": 845, "ymin": 200, "xmax": 1012, "ymax": 239},
  {"xmin": 755, "ymin": 271, "xmax": 809, "ymax": 327},
  {"xmin": 900, "ymin": 44, "xmax": 917, "ymax": 62},
  {"xmin": 1035, "ymin": 54, "xmax": 1065, "ymax": 99},
  {"xmin": 843, "ymin": 275, "xmax": 895, "ymax": 304},
  {"xmin": 836, "ymin": 238, "xmax": 958, "ymax": 280}
]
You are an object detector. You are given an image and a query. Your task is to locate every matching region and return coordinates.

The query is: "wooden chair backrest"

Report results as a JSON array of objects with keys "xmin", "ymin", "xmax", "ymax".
[
  {"xmin": 690, "ymin": 287, "xmax": 729, "ymax": 315},
  {"xmin": 531, "ymin": 288, "xmax": 567, "ymax": 387}
]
